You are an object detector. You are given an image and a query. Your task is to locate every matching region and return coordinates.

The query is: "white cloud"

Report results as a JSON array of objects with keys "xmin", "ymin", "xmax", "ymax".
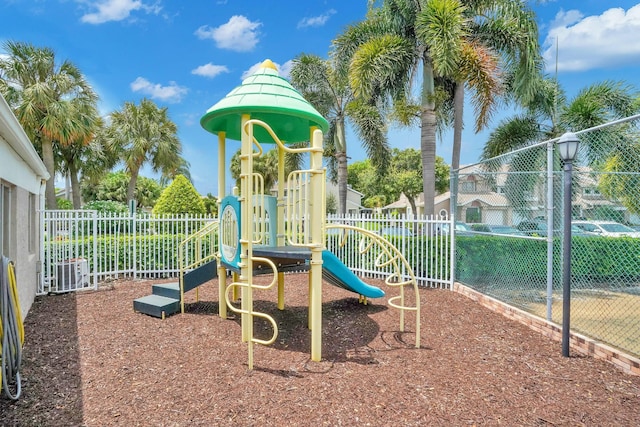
[
  {"xmin": 543, "ymin": 5, "xmax": 640, "ymax": 72},
  {"xmin": 195, "ymin": 15, "xmax": 261, "ymax": 52},
  {"xmin": 241, "ymin": 60, "xmax": 293, "ymax": 80},
  {"xmin": 297, "ymin": 9, "xmax": 336, "ymax": 29},
  {"xmin": 549, "ymin": 9, "xmax": 583, "ymax": 29},
  {"xmin": 191, "ymin": 63, "xmax": 229, "ymax": 78},
  {"xmin": 80, "ymin": 0, "xmax": 162, "ymax": 24},
  {"xmin": 130, "ymin": 77, "xmax": 188, "ymax": 103},
  {"xmin": 278, "ymin": 60, "xmax": 294, "ymax": 79}
]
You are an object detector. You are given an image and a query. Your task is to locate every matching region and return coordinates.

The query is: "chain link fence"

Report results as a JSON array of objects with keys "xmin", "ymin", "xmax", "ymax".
[{"xmin": 453, "ymin": 114, "xmax": 640, "ymax": 359}]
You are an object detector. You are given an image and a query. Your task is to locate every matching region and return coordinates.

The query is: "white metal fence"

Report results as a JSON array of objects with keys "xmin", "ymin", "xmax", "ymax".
[
  {"xmin": 40, "ymin": 211, "xmax": 453, "ymax": 294},
  {"xmin": 41, "ymin": 210, "xmax": 216, "ymax": 294},
  {"xmin": 326, "ymin": 214, "xmax": 453, "ymax": 289}
]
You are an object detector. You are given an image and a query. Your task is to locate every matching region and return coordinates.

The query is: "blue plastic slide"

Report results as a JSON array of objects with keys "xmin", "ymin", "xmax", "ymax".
[{"xmin": 321, "ymin": 250, "xmax": 385, "ymax": 298}]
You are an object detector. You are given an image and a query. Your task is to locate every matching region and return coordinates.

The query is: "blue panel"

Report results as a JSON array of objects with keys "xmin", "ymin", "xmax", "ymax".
[{"xmin": 219, "ymin": 195, "xmax": 241, "ymax": 268}]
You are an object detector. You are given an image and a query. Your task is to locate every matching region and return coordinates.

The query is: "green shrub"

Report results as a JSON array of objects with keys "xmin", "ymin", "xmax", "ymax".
[
  {"xmin": 46, "ymin": 233, "xmax": 217, "ymax": 274},
  {"xmin": 153, "ymin": 175, "xmax": 206, "ymax": 215},
  {"xmin": 56, "ymin": 198, "xmax": 73, "ymax": 209}
]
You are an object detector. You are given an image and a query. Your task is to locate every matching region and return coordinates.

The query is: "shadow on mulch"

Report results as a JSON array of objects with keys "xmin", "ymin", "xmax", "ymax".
[
  {"xmin": 185, "ymin": 297, "xmax": 391, "ymax": 362},
  {"xmin": 0, "ymin": 293, "xmax": 83, "ymax": 427}
]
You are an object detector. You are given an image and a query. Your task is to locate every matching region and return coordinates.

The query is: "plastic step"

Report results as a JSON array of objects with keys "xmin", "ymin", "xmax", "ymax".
[
  {"xmin": 152, "ymin": 282, "xmax": 180, "ymax": 300},
  {"xmin": 183, "ymin": 259, "xmax": 218, "ymax": 293},
  {"xmin": 133, "ymin": 294, "xmax": 180, "ymax": 319}
]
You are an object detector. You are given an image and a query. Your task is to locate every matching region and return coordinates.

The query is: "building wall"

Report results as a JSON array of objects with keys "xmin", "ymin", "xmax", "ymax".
[
  {"xmin": 326, "ymin": 181, "xmax": 363, "ymax": 214},
  {"xmin": 1, "ymin": 184, "xmax": 40, "ymax": 319},
  {"xmin": 0, "ymin": 94, "xmax": 48, "ymax": 319}
]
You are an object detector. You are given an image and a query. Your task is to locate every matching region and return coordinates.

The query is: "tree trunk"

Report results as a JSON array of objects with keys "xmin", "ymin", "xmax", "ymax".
[
  {"xmin": 336, "ymin": 151, "xmax": 348, "ymax": 216},
  {"xmin": 407, "ymin": 195, "xmax": 418, "ymax": 220},
  {"xmin": 420, "ymin": 58, "xmax": 437, "ymax": 216},
  {"xmin": 335, "ymin": 114, "xmax": 348, "ymax": 216},
  {"xmin": 452, "ymin": 82, "xmax": 464, "ymax": 171},
  {"xmin": 127, "ymin": 167, "xmax": 140, "ymax": 206},
  {"xmin": 68, "ymin": 163, "xmax": 82, "ymax": 209},
  {"xmin": 42, "ymin": 138, "xmax": 57, "ymax": 209}
]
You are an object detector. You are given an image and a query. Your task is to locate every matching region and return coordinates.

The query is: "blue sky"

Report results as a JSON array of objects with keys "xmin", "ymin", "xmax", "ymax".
[{"xmin": 2, "ymin": 0, "xmax": 640, "ymax": 197}]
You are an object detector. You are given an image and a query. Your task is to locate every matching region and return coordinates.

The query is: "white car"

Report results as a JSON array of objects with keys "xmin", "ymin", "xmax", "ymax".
[{"xmin": 572, "ymin": 221, "xmax": 640, "ymax": 238}]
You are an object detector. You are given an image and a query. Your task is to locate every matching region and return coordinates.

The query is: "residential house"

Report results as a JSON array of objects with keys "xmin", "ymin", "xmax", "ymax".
[
  {"xmin": 325, "ymin": 181, "xmax": 365, "ymax": 214},
  {"xmin": 0, "ymin": 93, "xmax": 49, "ymax": 318},
  {"xmin": 271, "ymin": 180, "xmax": 366, "ymax": 215},
  {"xmin": 385, "ymin": 163, "xmax": 636, "ymax": 226}
]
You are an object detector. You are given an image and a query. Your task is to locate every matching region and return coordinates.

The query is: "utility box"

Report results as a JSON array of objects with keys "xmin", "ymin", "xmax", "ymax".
[{"xmin": 56, "ymin": 258, "xmax": 89, "ymax": 292}]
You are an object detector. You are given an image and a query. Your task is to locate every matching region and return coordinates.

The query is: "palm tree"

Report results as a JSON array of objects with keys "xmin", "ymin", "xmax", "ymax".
[
  {"xmin": 334, "ymin": 0, "xmax": 538, "ymax": 215},
  {"xmin": 332, "ymin": 0, "xmax": 463, "ymax": 216},
  {"xmin": 449, "ymin": 0, "xmax": 541, "ymax": 172},
  {"xmin": 101, "ymin": 99, "xmax": 183, "ymax": 205},
  {"xmin": 481, "ymin": 79, "xmax": 639, "ymax": 222},
  {"xmin": 229, "ymin": 148, "xmax": 301, "ymax": 192},
  {"xmin": 482, "ymin": 79, "xmax": 639, "ymax": 159},
  {"xmin": 289, "ymin": 53, "xmax": 389, "ymax": 215},
  {"xmin": 159, "ymin": 157, "xmax": 192, "ymax": 187},
  {"xmin": 0, "ymin": 41, "xmax": 100, "ymax": 208}
]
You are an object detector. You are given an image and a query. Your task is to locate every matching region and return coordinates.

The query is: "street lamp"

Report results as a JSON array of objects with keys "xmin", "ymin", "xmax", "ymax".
[{"xmin": 557, "ymin": 131, "xmax": 580, "ymax": 357}]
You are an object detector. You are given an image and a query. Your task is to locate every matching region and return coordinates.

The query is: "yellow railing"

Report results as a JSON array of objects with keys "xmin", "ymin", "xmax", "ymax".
[
  {"xmin": 224, "ymin": 256, "xmax": 279, "ymax": 369},
  {"xmin": 325, "ymin": 224, "xmax": 421, "ymax": 349},
  {"xmin": 178, "ymin": 220, "xmax": 219, "ymax": 314}
]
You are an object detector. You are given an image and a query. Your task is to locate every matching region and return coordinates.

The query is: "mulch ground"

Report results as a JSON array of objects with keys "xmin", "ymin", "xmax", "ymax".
[{"xmin": 1, "ymin": 274, "xmax": 639, "ymax": 426}]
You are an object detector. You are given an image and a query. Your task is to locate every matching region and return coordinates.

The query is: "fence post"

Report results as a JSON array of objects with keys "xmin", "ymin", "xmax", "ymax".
[
  {"xmin": 92, "ymin": 210, "xmax": 98, "ymax": 289},
  {"xmin": 546, "ymin": 140, "xmax": 555, "ymax": 321},
  {"xmin": 132, "ymin": 208, "xmax": 137, "ymax": 279},
  {"xmin": 38, "ymin": 207, "xmax": 46, "ymax": 294}
]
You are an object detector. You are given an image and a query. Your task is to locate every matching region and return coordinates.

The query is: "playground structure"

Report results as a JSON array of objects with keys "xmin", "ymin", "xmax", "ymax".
[{"xmin": 134, "ymin": 60, "xmax": 421, "ymax": 369}]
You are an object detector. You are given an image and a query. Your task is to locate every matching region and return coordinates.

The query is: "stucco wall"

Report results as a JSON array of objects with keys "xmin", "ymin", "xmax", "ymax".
[
  {"xmin": 0, "ymin": 93, "xmax": 48, "ymax": 320},
  {"xmin": 13, "ymin": 186, "xmax": 39, "ymax": 319}
]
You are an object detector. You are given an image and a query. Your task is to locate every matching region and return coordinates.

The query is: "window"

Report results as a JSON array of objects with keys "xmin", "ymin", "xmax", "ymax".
[
  {"xmin": 461, "ymin": 181, "xmax": 476, "ymax": 192},
  {"xmin": 465, "ymin": 207, "xmax": 481, "ymax": 223},
  {"xmin": 583, "ymin": 187, "xmax": 601, "ymax": 197}
]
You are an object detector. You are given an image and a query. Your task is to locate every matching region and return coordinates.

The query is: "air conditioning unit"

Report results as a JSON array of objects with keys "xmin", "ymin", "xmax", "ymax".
[{"xmin": 56, "ymin": 258, "xmax": 89, "ymax": 292}]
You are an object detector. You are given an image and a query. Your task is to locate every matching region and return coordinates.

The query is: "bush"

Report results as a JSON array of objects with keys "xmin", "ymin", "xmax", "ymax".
[
  {"xmin": 153, "ymin": 175, "xmax": 206, "ymax": 215},
  {"xmin": 56, "ymin": 198, "xmax": 73, "ymax": 209}
]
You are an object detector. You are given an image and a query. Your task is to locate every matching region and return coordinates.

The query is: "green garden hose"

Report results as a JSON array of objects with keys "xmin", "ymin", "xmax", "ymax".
[{"xmin": 0, "ymin": 255, "xmax": 24, "ymax": 400}]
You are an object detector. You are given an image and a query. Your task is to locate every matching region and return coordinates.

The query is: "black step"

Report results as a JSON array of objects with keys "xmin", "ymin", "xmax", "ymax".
[
  {"xmin": 183, "ymin": 259, "xmax": 218, "ymax": 293},
  {"xmin": 152, "ymin": 282, "xmax": 180, "ymax": 299},
  {"xmin": 133, "ymin": 294, "xmax": 180, "ymax": 319}
]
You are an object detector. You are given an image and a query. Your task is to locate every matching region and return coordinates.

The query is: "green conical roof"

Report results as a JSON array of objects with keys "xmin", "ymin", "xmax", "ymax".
[{"xmin": 200, "ymin": 59, "xmax": 329, "ymax": 144}]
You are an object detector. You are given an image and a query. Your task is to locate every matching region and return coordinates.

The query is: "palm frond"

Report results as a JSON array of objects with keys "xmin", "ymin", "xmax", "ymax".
[
  {"xmin": 417, "ymin": 0, "xmax": 468, "ymax": 78},
  {"xmin": 481, "ymin": 115, "xmax": 542, "ymax": 160},
  {"xmin": 349, "ymin": 34, "xmax": 414, "ymax": 100}
]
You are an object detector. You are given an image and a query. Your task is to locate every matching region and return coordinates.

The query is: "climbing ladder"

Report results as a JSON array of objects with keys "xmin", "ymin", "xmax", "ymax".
[{"xmin": 133, "ymin": 221, "xmax": 219, "ymax": 319}]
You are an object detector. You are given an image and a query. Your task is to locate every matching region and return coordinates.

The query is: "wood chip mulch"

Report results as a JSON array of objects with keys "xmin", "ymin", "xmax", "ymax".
[{"xmin": 1, "ymin": 274, "xmax": 639, "ymax": 426}]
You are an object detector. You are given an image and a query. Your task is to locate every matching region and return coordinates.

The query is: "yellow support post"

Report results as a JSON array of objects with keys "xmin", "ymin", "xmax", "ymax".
[
  {"xmin": 240, "ymin": 113, "xmax": 255, "ymax": 369},
  {"xmin": 217, "ymin": 131, "xmax": 228, "ymax": 319},
  {"xmin": 309, "ymin": 128, "xmax": 324, "ymax": 362},
  {"xmin": 277, "ymin": 145, "xmax": 286, "ymax": 310}
]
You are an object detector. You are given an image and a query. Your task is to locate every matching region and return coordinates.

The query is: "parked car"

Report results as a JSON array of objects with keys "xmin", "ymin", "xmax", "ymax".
[
  {"xmin": 516, "ymin": 220, "xmax": 549, "ymax": 236},
  {"xmin": 439, "ymin": 221, "xmax": 474, "ymax": 236},
  {"xmin": 572, "ymin": 221, "xmax": 640, "ymax": 238},
  {"xmin": 470, "ymin": 223, "xmax": 525, "ymax": 236},
  {"xmin": 378, "ymin": 226, "xmax": 414, "ymax": 238},
  {"xmin": 516, "ymin": 220, "xmax": 593, "ymax": 237}
]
